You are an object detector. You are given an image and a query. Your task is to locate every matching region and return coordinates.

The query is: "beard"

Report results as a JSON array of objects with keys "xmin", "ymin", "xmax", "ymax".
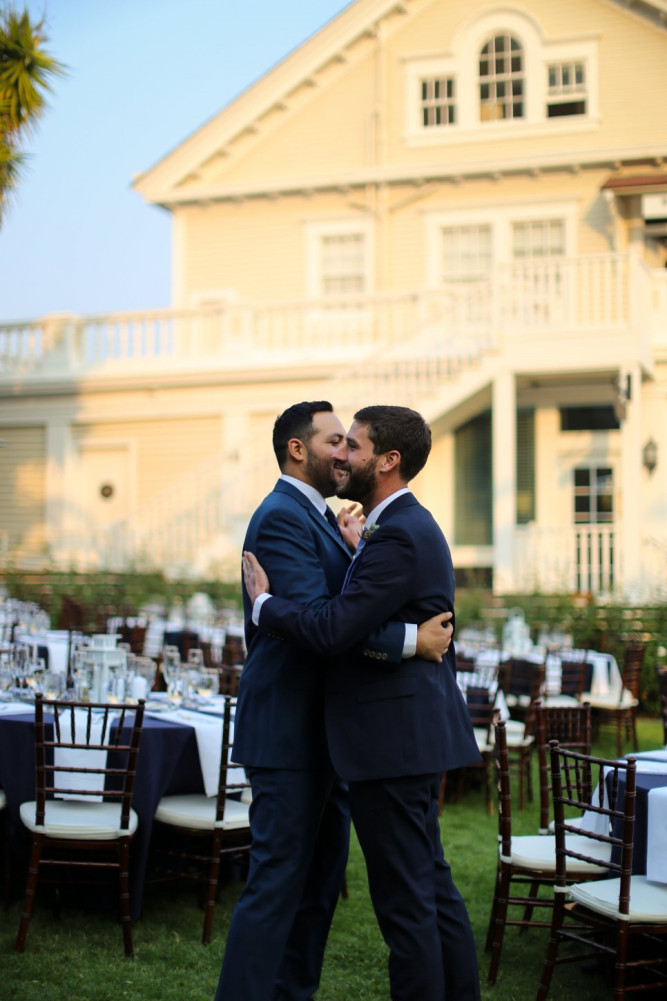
[
  {"xmin": 336, "ymin": 456, "xmax": 378, "ymax": 506},
  {"xmin": 303, "ymin": 448, "xmax": 343, "ymax": 498}
]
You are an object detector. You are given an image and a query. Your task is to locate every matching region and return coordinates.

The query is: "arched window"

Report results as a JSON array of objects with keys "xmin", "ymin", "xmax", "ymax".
[{"xmin": 479, "ymin": 34, "xmax": 524, "ymax": 122}]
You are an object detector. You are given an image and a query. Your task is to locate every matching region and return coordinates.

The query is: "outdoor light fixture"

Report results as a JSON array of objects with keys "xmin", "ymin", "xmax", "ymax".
[{"xmin": 642, "ymin": 437, "xmax": 658, "ymax": 474}]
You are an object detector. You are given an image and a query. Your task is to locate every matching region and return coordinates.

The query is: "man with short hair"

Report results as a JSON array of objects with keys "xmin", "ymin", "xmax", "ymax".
[
  {"xmin": 244, "ymin": 405, "xmax": 481, "ymax": 1001},
  {"xmin": 215, "ymin": 401, "xmax": 453, "ymax": 1001}
]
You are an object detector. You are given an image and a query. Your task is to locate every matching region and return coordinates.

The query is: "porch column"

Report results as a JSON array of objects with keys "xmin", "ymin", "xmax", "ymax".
[
  {"xmin": 492, "ymin": 371, "xmax": 517, "ymax": 593},
  {"xmin": 619, "ymin": 364, "xmax": 643, "ymax": 597}
]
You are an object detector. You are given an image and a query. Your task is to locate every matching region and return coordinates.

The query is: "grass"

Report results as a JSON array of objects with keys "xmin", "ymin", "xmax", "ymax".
[{"xmin": 2, "ymin": 715, "xmax": 664, "ymax": 1001}]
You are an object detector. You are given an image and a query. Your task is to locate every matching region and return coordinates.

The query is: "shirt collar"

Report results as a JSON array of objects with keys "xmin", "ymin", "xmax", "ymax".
[
  {"xmin": 364, "ymin": 487, "xmax": 411, "ymax": 527},
  {"xmin": 280, "ymin": 474, "xmax": 327, "ymax": 515}
]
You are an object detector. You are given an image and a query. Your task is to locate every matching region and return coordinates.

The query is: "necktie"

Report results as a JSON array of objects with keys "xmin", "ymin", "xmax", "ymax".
[{"xmin": 324, "ymin": 507, "xmax": 344, "ymax": 540}]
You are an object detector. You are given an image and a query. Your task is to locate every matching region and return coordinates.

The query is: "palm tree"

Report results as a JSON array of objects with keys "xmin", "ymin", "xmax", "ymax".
[{"xmin": 0, "ymin": 6, "xmax": 63, "ymax": 224}]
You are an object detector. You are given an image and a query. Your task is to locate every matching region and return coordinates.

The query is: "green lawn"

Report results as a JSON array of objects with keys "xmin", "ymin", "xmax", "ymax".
[{"xmin": 2, "ymin": 716, "xmax": 664, "ymax": 1001}]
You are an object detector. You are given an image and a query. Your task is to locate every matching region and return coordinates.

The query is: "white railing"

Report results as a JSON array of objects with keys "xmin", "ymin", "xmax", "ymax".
[
  {"xmin": 514, "ymin": 524, "xmax": 619, "ymax": 596},
  {"xmin": 0, "ymin": 254, "xmax": 657, "ymax": 381}
]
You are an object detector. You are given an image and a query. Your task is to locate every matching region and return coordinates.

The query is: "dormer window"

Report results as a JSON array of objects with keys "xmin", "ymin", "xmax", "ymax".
[{"xmin": 479, "ymin": 34, "xmax": 524, "ymax": 122}]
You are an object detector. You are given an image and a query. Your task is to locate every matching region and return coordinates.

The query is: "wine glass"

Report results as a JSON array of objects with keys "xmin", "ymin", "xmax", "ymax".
[
  {"xmin": 39, "ymin": 671, "xmax": 67, "ymax": 700},
  {"xmin": 193, "ymin": 668, "xmax": 219, "ymax": 702}
]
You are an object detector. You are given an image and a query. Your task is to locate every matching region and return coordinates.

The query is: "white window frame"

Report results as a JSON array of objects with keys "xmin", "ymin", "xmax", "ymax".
[
  {"xmin": 305, "ymin": 219, "xmax": 374, "ymax": 299},
  {"xmin": 403, "ymin": 10, "xmax": 599, "ymax": 146},
  {"xmin": 425, "ymin": 200, "xmax": 578, "ymax": 289}
]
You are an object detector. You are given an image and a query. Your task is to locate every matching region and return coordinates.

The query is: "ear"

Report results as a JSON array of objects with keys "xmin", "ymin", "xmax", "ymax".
[
  {"xmin": 287, "ymin": 437, "xmax": 305, "ymax": 463},
  {"xmin": 381, "ymin": 450, "xmax": 401, "ymax": 472}
]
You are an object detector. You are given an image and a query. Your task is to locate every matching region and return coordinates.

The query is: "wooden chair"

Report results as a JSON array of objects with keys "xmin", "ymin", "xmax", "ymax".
[
  {"xmin": 543, "ymin": 655, "xmax": 588, "ymax": 707},
  {"xmin": 536, "ymin": 745, "xmax": 667, "ymax": 1001},
  {"xmin": 15, "ymin": 694, "xmax": 145, "ymax": 957},
  {"xmin": 485, "ymin": 720, "xmax": 610, "ymax": 985},
  {"xmin": 657, "ymin": 667, "xmax": 667, "ymax": 745},
  {"xmin": 535, "ymin": 701, "xmax": 592, "ymax": 835},
  {"xmin": 585, "ymin": 642, "xmax": 645, "ymax": 756},
  {"xmin": 151, "ymin": 694, "xmax": 251, "ymax": 944},
  {"xmin": 0, "ymin": 786, "xmax": 7, "ymax": 903},
  {"xmin": 503, "ymin": 659, "xmax": 546, "ymax": 810},
  {"xmin": 454, "ymin": 686, "xmax": 498, "ymax": 814}
]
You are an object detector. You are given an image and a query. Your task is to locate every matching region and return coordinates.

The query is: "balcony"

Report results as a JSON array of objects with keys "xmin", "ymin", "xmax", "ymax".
[{"xmin": 0, "ymin": 254, "xmax": 661, "ymax": 389}]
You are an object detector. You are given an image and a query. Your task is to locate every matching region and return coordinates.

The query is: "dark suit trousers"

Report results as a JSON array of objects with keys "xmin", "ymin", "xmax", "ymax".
[
  {"xmin": 348, "ymin": 774, "xmax": 480, "ymax": 1001},
  {"xmin": 215, "ymin": 766, "xmax": 349, "ymax": 1001}
]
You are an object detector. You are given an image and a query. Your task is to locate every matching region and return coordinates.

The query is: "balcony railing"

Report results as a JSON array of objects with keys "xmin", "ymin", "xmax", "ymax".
[{"xmin": 0, "ymin": 254, "xmax": 659, "ymax": 383}]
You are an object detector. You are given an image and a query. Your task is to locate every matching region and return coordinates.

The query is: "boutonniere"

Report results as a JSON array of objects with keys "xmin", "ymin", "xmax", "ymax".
[{"xmin": 362, "ymin": 522, "xmax": 380, "ymax": 541}]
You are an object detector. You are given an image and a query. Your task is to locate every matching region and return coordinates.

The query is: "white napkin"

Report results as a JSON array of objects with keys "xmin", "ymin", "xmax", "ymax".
[
  {"xmin": 646, "ymin": 786, "xmax": 667, "ymax": 885},
  {"xmin": 53, "ymin": 709, "xmax": 108, "ymax": 801}
]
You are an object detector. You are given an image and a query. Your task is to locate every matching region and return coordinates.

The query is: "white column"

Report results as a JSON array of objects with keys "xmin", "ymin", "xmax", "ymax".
[
  {"xmin": 619, "ymin": 364, "xmax": 643, "ymax": 597},
  {"xmin": 493, "ymin": 371, "xmax": 516, "ymax": 593}
]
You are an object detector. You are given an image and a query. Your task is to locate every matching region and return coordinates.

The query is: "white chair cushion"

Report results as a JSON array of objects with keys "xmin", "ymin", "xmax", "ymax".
[
  {"xmin": 501, "ymin": 834, "xmax": 611, "ymax": 874},
  {"xmin": 569, "ymin": 875, "xmax": 667, "ymax": 922},
  {"xmin": 0, "ymin": 789, "xmax": 6, "ymax": 810},
  {"xmin": 581, "ymin": 689, "xmax": 638, "ymax": 710},
  {"xmin": 20, "ymin": 800, "xmax": 138, "ymax": 840},
  {"xmin": 473, "ymin": 727, "xmax": 493, "ymax": 753},
  {"xmin": 154, "ymin": 793, "xmax": 250, "ymax": 832},
  {"xmin": 543, "ymin": 694, "xmax": 581, "ymax": 708}
]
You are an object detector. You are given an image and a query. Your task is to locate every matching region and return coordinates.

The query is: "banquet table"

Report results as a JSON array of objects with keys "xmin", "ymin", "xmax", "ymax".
[{"xmin": 0, "ymin": 699, "xmax": 242, "ymax": 918}]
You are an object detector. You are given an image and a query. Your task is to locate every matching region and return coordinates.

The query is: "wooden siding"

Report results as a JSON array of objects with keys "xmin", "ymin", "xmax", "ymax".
[{"xmin": 0, "ymin": 426, "xmax": 47, "ymax": 557}]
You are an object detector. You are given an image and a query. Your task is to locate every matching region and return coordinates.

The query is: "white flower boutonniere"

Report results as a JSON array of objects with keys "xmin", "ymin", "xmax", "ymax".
[{"xmin": 362, "ymin": 522, "xmax": 380, "ymax": 541}]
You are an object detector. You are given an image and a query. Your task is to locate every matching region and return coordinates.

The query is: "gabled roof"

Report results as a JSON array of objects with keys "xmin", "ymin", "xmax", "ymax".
[{"xmin": 133, "ymin": 0, "xmax": 667, "ymax": 208}]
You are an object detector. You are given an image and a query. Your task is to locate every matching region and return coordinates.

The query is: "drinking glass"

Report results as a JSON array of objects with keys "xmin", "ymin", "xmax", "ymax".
[{"xmin": 193, "ymin": 668, "xmax": 219, "ymax": 701}]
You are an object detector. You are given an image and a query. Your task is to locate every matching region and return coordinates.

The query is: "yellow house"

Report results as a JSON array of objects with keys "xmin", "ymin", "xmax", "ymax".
[{"xmin": 1, "ymin": 0, "xmax": 667, "ymax": 599}]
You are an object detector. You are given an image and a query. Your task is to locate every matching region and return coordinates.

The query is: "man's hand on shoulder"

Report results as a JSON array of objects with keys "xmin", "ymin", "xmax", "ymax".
[
  {"xmin": 243, "ymin": 551, "xmax": 270, "ymax": 603},
  {"xmin": 416, "ymin": 612, "xmax": 453, "ymax": 663}
]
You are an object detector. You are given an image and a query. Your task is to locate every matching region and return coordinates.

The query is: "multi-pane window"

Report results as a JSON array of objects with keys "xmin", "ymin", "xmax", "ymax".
[
  {"xmin": 479, "ymin": 34, "xmax": 524, "ymax": 122},
  {"xmin": 573, "ymin": 467, "xmax": 614, "ymax": 524},
  {"xmin": 420, "ymin": 77, "xmax": 456, "ymax": 127},
  {"xmin": 547, "ymin": 62, "xmax": 587, "ymax": 117},
  {"xmin": 320, "ymin": 233, "xmax": 366, "ymax": 294},
  {"xmin": 512, "ymin": 220, "xmax": 565, "ymax": 260},
  {"xmin": 440, "ymin": 224, "xmax": 492, "ymax": 282}
]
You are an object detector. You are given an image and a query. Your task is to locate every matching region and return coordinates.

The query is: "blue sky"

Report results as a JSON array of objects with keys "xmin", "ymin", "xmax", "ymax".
[{"xmin": 0, "ymin": 0, "xmax": 348, "ymax": 321}]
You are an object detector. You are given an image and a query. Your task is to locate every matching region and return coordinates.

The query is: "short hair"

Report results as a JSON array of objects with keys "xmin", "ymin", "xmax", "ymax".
[
  {"xmin": 353, "ymin": 405, "xmax": 432, "ymax": 482},
  {"xmin": 272, "ymin": 401, "xmax": 333, "ymax": 469}
]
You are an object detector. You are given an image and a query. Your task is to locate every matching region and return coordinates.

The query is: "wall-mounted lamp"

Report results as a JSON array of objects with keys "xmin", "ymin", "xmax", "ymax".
[{"xmin": 642, "ymin": 437, "xmax": 658, "ymax": 475}]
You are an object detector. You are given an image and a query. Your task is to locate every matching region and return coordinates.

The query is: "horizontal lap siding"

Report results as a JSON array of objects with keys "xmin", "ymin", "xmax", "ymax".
[{"xmin": 0, "ymin": 426, "xmax": 47, "ymax": 556}]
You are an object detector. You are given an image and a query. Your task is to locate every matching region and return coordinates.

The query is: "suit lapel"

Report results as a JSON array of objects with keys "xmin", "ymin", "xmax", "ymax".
[
  {"xmin": 274, "ymin": 479, "xmax": 350, "ymax": 553},
  {"xmin": 344, "ymin": 492, "xmax": 419, "ymax": 588}
]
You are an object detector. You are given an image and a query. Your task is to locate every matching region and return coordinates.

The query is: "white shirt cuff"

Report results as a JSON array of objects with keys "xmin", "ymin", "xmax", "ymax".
[
  {"xmin": 252, "ymin": 592, "xmax": 271, "ymax": 625},
  {"xmin": 402, "ymin": 623, "xmax": 417, "ymax": 659}
]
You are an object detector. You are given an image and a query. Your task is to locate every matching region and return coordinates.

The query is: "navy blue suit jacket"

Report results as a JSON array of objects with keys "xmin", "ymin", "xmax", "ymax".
[
  {"xmin": 233, "ymin": 479, "xmax": 406, "ymax": 770},
  {"xmin": 258, "ymin": 491, "xmax": 480, "ymax": 781}
]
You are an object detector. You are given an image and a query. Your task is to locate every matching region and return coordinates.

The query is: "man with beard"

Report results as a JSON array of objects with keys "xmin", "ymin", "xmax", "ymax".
[
  {"xmin": 243, "ymin": 405, "xmax": 481, "ymax": 1001},
  {"xmin": 215, "ymin": 401, "xmax": 453, "ymax": 1001}
]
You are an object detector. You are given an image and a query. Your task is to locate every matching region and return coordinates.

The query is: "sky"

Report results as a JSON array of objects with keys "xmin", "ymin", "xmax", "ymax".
[{"xmin": 0, "ymin": 0, "xmax": 350, "ymax": 321}]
